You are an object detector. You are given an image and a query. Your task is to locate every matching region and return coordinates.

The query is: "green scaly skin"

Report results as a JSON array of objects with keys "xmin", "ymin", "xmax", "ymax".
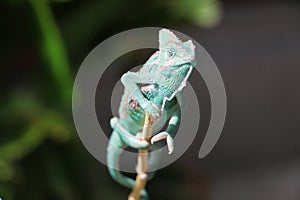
[{"xmin": 107, "ymin": 29, "xmax": 196, "ymax": 199}]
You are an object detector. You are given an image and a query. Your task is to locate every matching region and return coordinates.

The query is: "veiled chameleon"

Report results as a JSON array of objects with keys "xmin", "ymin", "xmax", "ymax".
[{"xmin": 107, "ymin": 29, "xmax": 196, "ymax": 198}]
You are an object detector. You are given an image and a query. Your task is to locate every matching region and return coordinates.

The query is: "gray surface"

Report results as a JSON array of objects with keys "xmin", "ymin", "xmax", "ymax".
[
  {"xmin": 179, "ymin": 2, "xmax": 300, "ymax": 170},
  {"xmin": 175, "ymin": 2, "xmax": 300, "ymax": 199},
  {"xmin": 211, "ymin": 160, "xmax": 300, "ymax": 200}
]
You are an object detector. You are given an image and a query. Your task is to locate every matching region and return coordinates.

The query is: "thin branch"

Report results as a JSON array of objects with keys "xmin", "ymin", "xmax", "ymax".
[{"xmin": 128, "ymin": 113, "xmax": 154, "ymax": 200}]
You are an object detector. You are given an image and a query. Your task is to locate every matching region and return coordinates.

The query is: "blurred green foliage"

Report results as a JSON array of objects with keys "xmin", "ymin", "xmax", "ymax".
[
  {"xmin": 0, "ymin": 0, "xmax": 221, "ymax": 199},
  {"xmin": 170, "ymin": 0, "xmax": 222, "ymax": 27}
]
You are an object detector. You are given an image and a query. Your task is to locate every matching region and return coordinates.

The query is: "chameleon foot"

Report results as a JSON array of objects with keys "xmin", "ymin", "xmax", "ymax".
[
  {"xmin": 140, "ymin": 100, "xmax": 161, "ymax": 118},
  {"xmin": 110, "ymin": 117, "xmax": 150, "ymax": 149},
  {"xmin": 151, "ymin": 132, "xmax": 174, "ymax": 154}
]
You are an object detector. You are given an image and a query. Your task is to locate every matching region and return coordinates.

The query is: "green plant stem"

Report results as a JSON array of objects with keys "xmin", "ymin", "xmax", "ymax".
[{"xmin": 30, "ymin": 0, "xmax": 72, "ymax": 105}]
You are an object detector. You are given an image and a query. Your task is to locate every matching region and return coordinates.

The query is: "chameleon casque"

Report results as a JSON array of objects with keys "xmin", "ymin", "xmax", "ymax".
[{"xmin": 107, "ymin": 29, "xmax": 196, "ymax": 198}]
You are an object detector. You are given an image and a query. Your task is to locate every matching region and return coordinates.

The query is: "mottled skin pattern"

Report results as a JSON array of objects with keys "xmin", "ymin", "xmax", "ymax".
[{"xmin": 107, "ymin": 29, "xmax": 196, "ymax": 199}]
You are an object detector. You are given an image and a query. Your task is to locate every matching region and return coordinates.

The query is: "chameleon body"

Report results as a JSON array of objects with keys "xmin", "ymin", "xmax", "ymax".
[{"xmin": 107, "ymin": 29, "xmax": 196, "ymax": 198}]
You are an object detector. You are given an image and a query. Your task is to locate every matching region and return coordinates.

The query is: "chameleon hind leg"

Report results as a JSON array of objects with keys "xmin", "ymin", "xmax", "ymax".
[
  {"xmin": 107, "ymin": 131, "xmax": 148, "ymax": 199},
  {"xmin": 110, "ymin": 117, "xmax": 149, "ymax": 149},
  {"xmin": 147, "ymin": 109, "xmax": 181, "ymax": 180}
]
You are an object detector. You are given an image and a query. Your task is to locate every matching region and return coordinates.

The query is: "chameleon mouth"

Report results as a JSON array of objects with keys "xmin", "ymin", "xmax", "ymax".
[
  {"xmin": 161, "ymin": 65, "xmax": 193, "ymax": 98},
  {"xmin": 170, "ymin": 61, "xmax": 191, "ymax": 68},
  {"xmin": 159, "ymin": 65, "xmax": 193, "ymax": 111}
]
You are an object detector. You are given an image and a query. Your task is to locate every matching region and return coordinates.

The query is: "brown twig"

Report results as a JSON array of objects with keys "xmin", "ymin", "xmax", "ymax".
[{"xmin": 128, "ymin": 113, "xmax": 154, "ymax": 200}]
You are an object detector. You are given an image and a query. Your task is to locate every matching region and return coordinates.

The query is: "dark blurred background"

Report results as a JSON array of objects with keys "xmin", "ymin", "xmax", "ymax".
[{"xmin": 1, "ymin": 0, "xmax": 300, "ymax": 199}]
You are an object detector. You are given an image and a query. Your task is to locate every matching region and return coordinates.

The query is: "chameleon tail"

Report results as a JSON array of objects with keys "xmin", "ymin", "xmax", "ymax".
[{"xmin": 107, "ymin": 131, "xmax": 148, "ymax": 199}]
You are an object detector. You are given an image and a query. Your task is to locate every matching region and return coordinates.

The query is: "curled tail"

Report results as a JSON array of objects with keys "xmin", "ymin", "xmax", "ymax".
[{"xmin": 107, "ymin": 131, "xmax": 148, "ymax": 199}]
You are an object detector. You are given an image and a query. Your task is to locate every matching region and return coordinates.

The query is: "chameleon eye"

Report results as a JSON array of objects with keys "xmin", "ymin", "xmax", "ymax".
[{"xmin": 167, "ymin": 48, "xmax": 176, "ymax": 58}]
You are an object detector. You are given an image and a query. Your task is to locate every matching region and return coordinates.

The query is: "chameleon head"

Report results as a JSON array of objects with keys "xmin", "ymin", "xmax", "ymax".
[{"xmin": 157, "ymin": 29, "xmax": 196, "ymax": 101}]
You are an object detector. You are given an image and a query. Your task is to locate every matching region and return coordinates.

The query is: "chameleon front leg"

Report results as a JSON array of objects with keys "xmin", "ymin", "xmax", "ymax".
[
  {"xmin": 151, "ymin": 109, "xmax": 181, "ymax": 154},
  {"xmin": 110, "ymin": 117, "xmax": 149, "ymax": 149},
  {"xmin": 147, "ymin": 109, "xmax": 181, "ymax": 180}
]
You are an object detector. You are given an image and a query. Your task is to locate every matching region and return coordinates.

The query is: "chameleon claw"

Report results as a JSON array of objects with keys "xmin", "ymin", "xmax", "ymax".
[
  {"xmin": 136, "ymin": 132, "xmax": 143, "ymax": 140},
  {"xmin": 167, "ymin": 136, "xmax": 174, "ymax": 154},
  {"xmin": 135, "ymin": 132, "xmax": 151, "ymax": 148},
  {"xmin": 151, "ymin": 132, "xmax": 174, "ymax": 154}
]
